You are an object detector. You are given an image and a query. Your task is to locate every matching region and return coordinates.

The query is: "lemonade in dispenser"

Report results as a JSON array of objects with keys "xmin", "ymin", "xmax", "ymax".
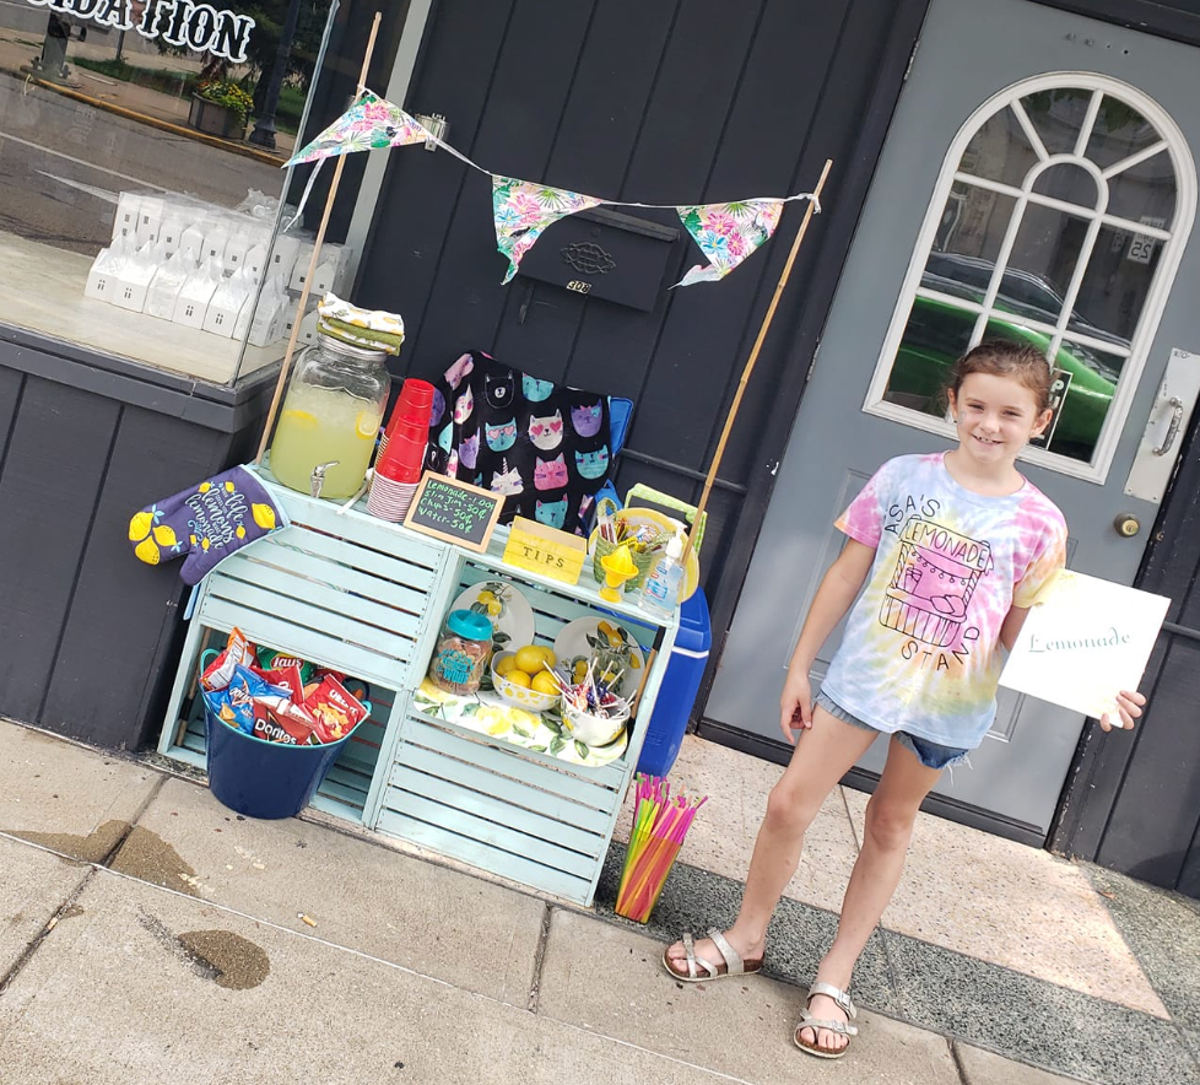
[{"xmin": 269, "ymin": 333, "xmax": 391, "ymax": 499}]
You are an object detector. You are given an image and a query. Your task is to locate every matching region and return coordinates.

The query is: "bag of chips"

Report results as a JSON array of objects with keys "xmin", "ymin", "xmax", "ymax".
[
  {"xmin": 201, "ymin": 628, "xmax": 255, "ymax": 691},
  {"xmin": 256, "ymin": 647, "xmax": 318, "ymax": 685},
  {"xmin": 304, "ymin": 675, "xmax": 369, "ymax": 743}
]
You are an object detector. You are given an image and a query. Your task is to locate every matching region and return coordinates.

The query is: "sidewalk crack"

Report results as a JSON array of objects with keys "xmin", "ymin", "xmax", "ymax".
[
  {"xmin": 527, "ymin": 903, "xmax": 553, "ymax": 1014},
  {"xmin": 0, "ymin": 869, "xmax": 95, "ymax": 999},
  {"xmin": 98, "ymin": 774, "xmax": 168, "ymax": 868}
]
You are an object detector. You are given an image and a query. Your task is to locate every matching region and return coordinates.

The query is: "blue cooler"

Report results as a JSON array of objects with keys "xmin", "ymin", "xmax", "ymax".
[{"xmin": 636, "ymin": 588, "xmax": 712, "ymax": 778}]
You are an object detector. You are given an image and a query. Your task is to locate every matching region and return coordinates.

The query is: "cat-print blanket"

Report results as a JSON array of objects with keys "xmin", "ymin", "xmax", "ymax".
[{"xmin": 425, "ymin": 351, "xmax": 614, "ymax": 536}]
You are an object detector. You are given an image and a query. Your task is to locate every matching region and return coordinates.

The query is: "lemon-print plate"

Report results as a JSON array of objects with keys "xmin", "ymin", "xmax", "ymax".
[
  {"xmin": 412, "ymin": 679, "xmax": 628, "ymax": 768},
  {"xmin": 450, "ymin": 580, "xmax": 535, "ymax": 653},
  {"xmin": 553, "ymin": 618, "xmax": 646, "ymax": 699}
]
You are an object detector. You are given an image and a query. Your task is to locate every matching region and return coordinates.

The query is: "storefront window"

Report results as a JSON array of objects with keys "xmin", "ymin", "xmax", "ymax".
[{"xmin": 0, "ymin": 0, "xmax": 342, "ymax": 386}]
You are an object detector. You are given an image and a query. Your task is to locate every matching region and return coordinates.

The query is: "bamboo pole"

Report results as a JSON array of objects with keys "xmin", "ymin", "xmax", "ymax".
[
  {"xmin": 255, "ymin": 12, "xmax": 384, "ymax": 466},
  {"xmin": 683, "ymin": 158, "xmax": 834, "ymax": 562}
]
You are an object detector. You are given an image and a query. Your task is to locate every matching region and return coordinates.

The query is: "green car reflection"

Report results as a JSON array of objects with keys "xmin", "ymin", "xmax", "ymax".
[{"xmin": 888, "ymin": 278, "xmax": 1121, "ymax": 463}]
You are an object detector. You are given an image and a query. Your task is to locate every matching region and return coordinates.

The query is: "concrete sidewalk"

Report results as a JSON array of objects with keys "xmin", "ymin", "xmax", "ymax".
[{"xmin": 1, "ymin": 718, "xmax": 1196, "ymax": 1085}]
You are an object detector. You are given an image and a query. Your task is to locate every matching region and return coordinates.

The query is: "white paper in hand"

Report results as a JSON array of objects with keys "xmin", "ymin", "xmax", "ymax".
[{"xmin": 999, "ymin": 570, "xmax": 1169, "ymax": 721}]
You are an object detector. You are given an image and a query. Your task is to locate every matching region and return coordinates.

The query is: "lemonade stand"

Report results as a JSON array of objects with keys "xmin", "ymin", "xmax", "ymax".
[{"xmin": 156, "ymin": 466, "xmax": 679, "ymax": 907}]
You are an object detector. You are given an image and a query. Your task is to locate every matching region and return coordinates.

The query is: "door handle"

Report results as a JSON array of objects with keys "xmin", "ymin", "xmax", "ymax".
[{"xmin": 1153, "ymin": 397, "xmax": 1184, "ymax": 456}]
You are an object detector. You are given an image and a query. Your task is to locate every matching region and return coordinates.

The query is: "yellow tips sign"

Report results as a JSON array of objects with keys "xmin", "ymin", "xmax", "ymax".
[{"xmin": 503, "ymin": 516, "xmax": 587, "ymax": 586}]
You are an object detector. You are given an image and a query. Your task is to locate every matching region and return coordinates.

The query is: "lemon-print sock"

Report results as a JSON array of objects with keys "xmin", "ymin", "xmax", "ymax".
[{"xmin": 128, "ymin": 465, "xmax": 287, "ymax": 585}]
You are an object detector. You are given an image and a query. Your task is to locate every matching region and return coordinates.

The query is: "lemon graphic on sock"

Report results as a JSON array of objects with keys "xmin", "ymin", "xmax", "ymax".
[
  {"xmin": 252, "ymin": 503, "xmax": 277, "ymax": 530},
  {"xmin": 134, "ymin": 536, "xmax": 161, "ymax": 565},
  {"xmin": 128, "ymin": 511, "xmax": 154, "ymax": 542}
]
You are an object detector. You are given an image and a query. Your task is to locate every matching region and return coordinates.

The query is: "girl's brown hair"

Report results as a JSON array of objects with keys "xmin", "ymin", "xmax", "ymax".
[{"xmin": 948, "ymin": 340, "xmax": 1054, "ymax": 413}]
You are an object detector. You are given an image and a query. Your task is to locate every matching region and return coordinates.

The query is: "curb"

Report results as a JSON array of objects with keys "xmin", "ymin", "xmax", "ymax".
[{"xmin": 10, "ymin": 69, "xmax": 289, "ymax": 168}]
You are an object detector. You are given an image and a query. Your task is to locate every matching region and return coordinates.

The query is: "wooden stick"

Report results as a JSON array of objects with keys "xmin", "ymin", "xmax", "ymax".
[
  {"xmin": 683, "ymin": 158, "xmax": 834, "ymax": 562},
  {"xmin": 255, "ymin": 12, "xmax": 384, "ymax": 466},
  {"xmin": 629, "ymin": 648, "xmax": 658, "ymax": 717}
]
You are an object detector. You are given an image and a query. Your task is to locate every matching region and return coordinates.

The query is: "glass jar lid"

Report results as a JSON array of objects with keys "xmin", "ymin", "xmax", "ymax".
[
  {"xmin": 314, "ymin": 331, "xmax": 389, "ymax": 364},
  {"xmin": 444, "ymin": 609, "xmax": 493, "ymax": 642}
]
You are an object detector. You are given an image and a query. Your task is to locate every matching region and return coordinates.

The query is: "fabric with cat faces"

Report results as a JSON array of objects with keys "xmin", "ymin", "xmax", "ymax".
[{"xmin": 426, "ymin": 351, "xmax": 614, "ymax": 535}]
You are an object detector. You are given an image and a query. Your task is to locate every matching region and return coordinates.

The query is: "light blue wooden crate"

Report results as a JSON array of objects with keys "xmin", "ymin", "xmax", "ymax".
[
  {"xmin": 377, "ymin": 709, "xmax": 626, "ymax": 904},
  {"xmin": 158, "ymin": 470, "xmax": 459, "ymax": 825},
  {"xmin": 375, "ymin": 556, "xmax": 678, "ymax": 905}
]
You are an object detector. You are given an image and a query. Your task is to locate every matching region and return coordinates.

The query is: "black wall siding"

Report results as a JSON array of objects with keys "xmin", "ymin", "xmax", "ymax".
[
  {"xmin": 356, "ymin": 0, "xmax": 922, "ymax": 606},
  {"xmin": 0, "ymin": 378, "xmax": 122, "ymax": 722},
  {"xmin": 0, "ymin": 332, "xmax": 275, "ymax": 749}
]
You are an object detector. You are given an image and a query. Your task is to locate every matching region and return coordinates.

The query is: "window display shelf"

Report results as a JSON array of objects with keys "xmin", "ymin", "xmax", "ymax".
[{"xmin": 0, "ymin": 235, "xmax": 282, "ymax": 386}]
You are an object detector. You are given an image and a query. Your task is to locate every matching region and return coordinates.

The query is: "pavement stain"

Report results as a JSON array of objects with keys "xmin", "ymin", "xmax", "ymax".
[
  {"xmin": 109, "ymin": 825, "xmax": 202, "ymax": 897},
  {"xmin": 5, "ymin": 819, "xmax": 130, "ymax": 865},
  {"xmin": 138, "ymin": 911, "xmax": 270, "ymax": 990},
  {"xmin": 179, "ymin": 931, "xmax": 271, "ymax": 990}
]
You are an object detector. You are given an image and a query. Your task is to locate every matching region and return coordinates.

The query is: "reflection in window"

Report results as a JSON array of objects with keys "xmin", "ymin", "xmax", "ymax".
[
  {"xmin": 882, "ymin": 79, "xmax": 1187, "ymax": 468},
  {"xmin": 0, "ymin": 3, "xmax": 337, "ymax": 386}
]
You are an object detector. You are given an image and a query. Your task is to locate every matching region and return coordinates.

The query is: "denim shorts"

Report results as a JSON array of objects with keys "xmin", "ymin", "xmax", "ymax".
[{"xmin": 814, "ymin": 690, "xmax": 970, "ymax": 771}]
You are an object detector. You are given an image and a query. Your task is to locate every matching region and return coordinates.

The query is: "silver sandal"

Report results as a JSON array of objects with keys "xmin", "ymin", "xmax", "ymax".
[
  {"xmin": 794, "ymin": 981, "xmax": 859, "ymax": 1059},
  {"xmin": 661, "ymin": 928, "xmax": 764, "ymax": 983}
]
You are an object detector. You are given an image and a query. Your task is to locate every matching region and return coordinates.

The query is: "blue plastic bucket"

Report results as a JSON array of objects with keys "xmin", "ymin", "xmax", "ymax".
[{"xmin": 202, "ymin": 704, "xmax": 361, "ymax": 820}]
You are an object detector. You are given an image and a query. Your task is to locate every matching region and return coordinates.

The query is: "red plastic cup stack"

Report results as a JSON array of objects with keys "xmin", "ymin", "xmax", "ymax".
[{"xmin": 368, "ymin": 379, "xmax": 435, "ymax": 522}]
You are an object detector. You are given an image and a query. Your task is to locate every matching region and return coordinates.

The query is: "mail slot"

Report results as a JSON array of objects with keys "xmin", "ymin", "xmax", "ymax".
[{"xmin": 517, "ymin": 207, "xmax": 681, "ymax": 311}]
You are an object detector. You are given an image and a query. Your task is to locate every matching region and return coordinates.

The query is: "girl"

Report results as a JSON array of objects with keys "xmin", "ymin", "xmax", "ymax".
[{"xmin": 662, "ymin": 341, "xmax": 1145, "ymax": 1060}]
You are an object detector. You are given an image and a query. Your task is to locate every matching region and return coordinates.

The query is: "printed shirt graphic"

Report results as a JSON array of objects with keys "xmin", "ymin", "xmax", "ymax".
[{"xmin": 821, "ymin": 453, "xmax": 1067, "ymax": 749}]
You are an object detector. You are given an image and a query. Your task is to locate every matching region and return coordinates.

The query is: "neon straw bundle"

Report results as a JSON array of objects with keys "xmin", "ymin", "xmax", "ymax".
[{"xmin": 615, "ymin": 774, "xmax": 707, "ymax": 923}]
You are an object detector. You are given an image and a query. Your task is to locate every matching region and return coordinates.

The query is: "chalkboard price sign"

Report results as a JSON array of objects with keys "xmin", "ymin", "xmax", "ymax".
[{"xmin": 402, "ymin": 472, "xmax": 505, "ymax": 552}]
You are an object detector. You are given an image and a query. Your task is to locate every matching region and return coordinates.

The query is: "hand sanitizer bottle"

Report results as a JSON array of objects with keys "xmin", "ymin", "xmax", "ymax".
[{"xmin": 640, "ymin": 531, "xmax": 686, "ymax": 619}]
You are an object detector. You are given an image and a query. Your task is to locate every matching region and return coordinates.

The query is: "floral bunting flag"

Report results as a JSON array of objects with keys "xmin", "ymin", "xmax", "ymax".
[
  {"xmin": 492, "ymin": 176, "xmax": 603, "ymax": 284},
  {"xmin": 673, "ymin": 198, "xmax": 786, "ymax": 287},
  {"xmin": 284, "ymin": 89, "xmax": 432, "ymax": 168}
]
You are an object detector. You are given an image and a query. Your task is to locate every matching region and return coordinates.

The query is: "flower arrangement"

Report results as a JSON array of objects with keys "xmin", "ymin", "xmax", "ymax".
[{"xmin": 195, "ymin": 79, "xmax": 254, "ymax": 124}]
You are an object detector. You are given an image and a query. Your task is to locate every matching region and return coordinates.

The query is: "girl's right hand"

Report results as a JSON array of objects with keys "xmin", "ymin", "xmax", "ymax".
[{"xmin": 779, "ymin": 670, "xmax": 813, "ymax": 744}]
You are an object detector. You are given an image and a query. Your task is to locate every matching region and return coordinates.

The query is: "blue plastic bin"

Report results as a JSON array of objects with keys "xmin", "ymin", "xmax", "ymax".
[
  {"xmin": 203, "ymin": 704, "xmax": 358, "ymax": 820},
  {"xmin": 636, "ymin": 588, "xmax": 712, "ymax": 778}
]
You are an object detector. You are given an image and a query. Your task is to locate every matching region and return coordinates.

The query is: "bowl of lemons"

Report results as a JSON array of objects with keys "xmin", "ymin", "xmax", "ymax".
[{"xmin": 491, "ymin": 644, "xmax": 561, "ymax": 712}]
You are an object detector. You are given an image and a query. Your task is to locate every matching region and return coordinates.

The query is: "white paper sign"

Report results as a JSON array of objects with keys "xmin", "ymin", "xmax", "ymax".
[{"xmin": 999, "ymin": 571, "xmax": 1169, "ymax": 721}]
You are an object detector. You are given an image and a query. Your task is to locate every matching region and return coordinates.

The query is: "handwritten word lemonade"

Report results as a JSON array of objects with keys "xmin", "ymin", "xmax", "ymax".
[{"xmin": 269, "ymin": 334, "xmax": 391, "ymax": 500}]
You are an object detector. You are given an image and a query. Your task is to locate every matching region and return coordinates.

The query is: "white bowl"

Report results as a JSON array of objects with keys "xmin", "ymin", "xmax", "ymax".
[
  {"xmin": 490, "ymin": 652, "xmax": 559, "ymax": 713},
  {"xmin": 560, "ymin": 695, "xmax": 631, "ymax": 747}
]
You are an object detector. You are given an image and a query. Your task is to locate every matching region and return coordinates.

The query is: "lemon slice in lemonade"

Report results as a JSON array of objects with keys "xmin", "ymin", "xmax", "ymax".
[
  {"xmin": 281, "ymin": 408, "xmax": 318, "ymax": 429},
  {"xmin": 356, "ymin": 411, "xmax": 381, "ymax": 440}
]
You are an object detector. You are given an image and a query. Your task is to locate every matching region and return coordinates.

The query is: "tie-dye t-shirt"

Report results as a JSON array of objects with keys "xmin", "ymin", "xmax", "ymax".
[{"xmin": 821, "ymin": 452, "xmax": 1067, "ymax": 749}]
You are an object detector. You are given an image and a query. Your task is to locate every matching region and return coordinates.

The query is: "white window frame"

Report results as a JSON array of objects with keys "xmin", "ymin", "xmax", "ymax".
[{"xmin": 863, "ymin": 73, "xmax": 1196, "ymax": 484}]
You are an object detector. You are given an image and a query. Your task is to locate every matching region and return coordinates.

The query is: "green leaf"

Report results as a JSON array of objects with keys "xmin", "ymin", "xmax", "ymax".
[
  {"xmin": 542, "ymin": 716, "xmax": 562, "ymax": 736},
  {"xmin": 512, "ymin": 724, "xmax": 532, "ymax": 739},
  {"xmin": 574, "ymin": 740, "xmax": 590, "ymax": 759},
  {"xmin": 528, "ymin": 744, "xmax": 548, "ymax": 753},
  {"xmin": 550, "ymin": 735, "xmax": 567, "ymax": 755}
]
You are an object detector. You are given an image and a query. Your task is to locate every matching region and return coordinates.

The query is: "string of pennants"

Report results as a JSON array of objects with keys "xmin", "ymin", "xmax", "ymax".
[{"xmin": 283, "ymin": 89, "xmax": 820, "ymax": 288}]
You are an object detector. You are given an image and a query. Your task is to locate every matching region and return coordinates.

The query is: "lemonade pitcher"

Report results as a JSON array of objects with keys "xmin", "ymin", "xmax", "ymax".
[{"xmin": 270, "ymin": 333, "xmax": 391, "ymax": 499}]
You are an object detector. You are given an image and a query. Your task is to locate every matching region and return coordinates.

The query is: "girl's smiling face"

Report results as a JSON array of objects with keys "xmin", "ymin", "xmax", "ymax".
[{"xmin": 947, "ymin": 372, "xmax": 1053, "ymax": 467}]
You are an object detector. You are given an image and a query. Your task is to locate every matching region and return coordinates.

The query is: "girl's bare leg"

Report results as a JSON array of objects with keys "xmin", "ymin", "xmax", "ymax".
[
  {"xmin": 799, "ymin": 735, "xmax": 943, "ymax": 1053},
  {"xmin": 665, "ymin": 706, "xmax": 877, "ymax": 976}
]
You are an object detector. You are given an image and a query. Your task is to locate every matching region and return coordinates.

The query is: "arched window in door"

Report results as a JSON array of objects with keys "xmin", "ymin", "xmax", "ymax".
[{"xmin": 864, "ymin": 75, "xmax": 1195, "ymax": 482}]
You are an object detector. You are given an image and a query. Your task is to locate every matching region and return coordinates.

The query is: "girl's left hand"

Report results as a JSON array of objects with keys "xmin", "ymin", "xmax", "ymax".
[{"xmin": 1100, "ymin": 689, "xmax": 1146, "ymax": 732}]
